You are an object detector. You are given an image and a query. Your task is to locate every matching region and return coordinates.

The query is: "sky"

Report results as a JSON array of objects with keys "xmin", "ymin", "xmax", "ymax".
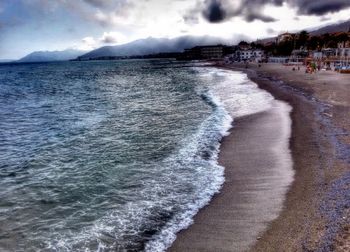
[{"xmin": 0, "ymin": 0, "xmax": 350, "ymax": 59}]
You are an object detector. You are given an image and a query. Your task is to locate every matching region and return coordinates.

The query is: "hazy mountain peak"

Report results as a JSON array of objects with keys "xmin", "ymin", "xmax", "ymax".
[
  {"xmin": 18, "ymin": 49, "xmax": 87, "ymax": 63},
  {"xmin": 77, "ymin": 35, "xmax": 229, "ymax": 60}
]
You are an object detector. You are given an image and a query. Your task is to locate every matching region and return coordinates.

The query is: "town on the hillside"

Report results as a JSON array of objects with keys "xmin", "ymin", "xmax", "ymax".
[
  {"xmin": 177, "ymin": 30, "xmax": 350, "ymax": 73},
  {"xmin": 72, "ymin": 30, "xmax": 350, "ymax": 74}
]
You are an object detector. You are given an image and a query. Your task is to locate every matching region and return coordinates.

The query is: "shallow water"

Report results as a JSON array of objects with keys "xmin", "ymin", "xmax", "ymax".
[{"xmin": 0, "ymin": 60, "xmax": 276, "ymax": 251}]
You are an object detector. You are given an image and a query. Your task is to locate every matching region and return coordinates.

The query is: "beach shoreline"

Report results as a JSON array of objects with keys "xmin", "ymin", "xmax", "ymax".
[
  {"xmin": 169, "ymin": 62, "xmax": 350, "ymax": 251},
  {"xmin": 236, "ymin": 63, "xmax": 350, "ymax": 252},
  {"xmin": 169, "ymin": 99, "xmax": 294, "ymax": 252}
]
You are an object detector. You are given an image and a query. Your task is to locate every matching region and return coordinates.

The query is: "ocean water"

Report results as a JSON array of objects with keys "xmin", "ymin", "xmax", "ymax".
[{"xmin": 0, "ymin": 60, "xmax": 273, "ymax": 251}]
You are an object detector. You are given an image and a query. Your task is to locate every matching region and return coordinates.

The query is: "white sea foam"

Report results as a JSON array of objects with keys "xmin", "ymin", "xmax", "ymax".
[
  {"xmin": 143, "ymin": 68, "xmax": 280, "ymax": 252},
  {"xmin": 199, "ymin": 68, "xmax": 275, "ymax": 118},
  {"xmin": 43, "ymin": 84, "xmax": 233, "ymax": 252},
  {"xmin": 144, "ymin": 90, "xmax": 233, "ymax": 252},
  {"xmin": 42, "ymin": 67, "xmax": 281, "ymax": 252}
]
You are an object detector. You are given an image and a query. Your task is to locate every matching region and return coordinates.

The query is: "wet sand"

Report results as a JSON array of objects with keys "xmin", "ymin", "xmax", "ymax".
[
  {"xmin": 169, "ymin": 63, "xmax": 350, "ymax": 251},
  {"xmin": 229, "ymin": 63, "xmax": 350, "ymax": 251},
  {"xmin": 170, "ymin": 99, "xmax": 294, "ymax": 251}
]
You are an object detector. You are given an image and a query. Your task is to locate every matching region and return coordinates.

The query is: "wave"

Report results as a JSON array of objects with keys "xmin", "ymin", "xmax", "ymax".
[
  {"xmin": 2, "ymin": 61, "xmax": 278, "ymax": 252},
  {"xmin": 43, "ymin": 89, "xmax": 233, "ymax": 252},
  {"xmin": 144, "ymin": 90, "xmax": 233, "ymax": 252},
  {"xmin": 197, "ymin": 68, "xmax": 275, "ymax": 118},
  {"xmin": 144, "ymin": 67, "xmax": 278, "ymax": 252},
  {"xmin": 38, "ymin": 67, "xmax": 281, "ymax": 252}
]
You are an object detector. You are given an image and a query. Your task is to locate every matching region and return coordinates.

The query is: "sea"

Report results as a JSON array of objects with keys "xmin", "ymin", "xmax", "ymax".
[{"xmin": 0, "ymin": 59, "xmax": 274, "ymax": 251}]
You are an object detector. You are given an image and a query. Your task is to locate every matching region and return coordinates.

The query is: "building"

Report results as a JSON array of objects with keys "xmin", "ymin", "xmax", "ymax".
[
  {"xmin": 252, "ymin": 50, "xmax": 264, "ymax": 62},
  {"xmin": 180, "ymin": 45, "xmax": 225, "ymax": 60},
  {"xmin": 336, "ymin": 48, "xmax": 350, "ymax": 57},
  {"xmin": 322, "ymin": 48, "xmax": 337, "ymax": 58},
  {"xmin": 312, "ymin": 51, "xmax": 323, "ymax": 59},
  {"xmin": 236, "ymin": 50, "xmax": 252, "ymax": 61},
  {"xmin": 229, "ymin": 49, "xmax": 264, "ymax": 62},
  {"xmin": 291, "ymin": 49, "xmax": 308, "ymax": 57},
  {"xmin": 290, "ymin": 49, "xmax": 309, "ymax": 62},
  {"xmin": 336, "ymin": 32, "xmax": 350, "ymax": 48},
  {"xmin": 200, "ymin": 46, "xmax": 224, "ymax": 59},
  {"xmin": 338, "ymin": 41, "xmax": 350, "ymax": 48},
  {"xmin": 268, "ymin": 57, "xmax": 289, "ymax": 63},
  {"xmin": 276, "ymin": 32, "xmax": 294, "ymax": 43},
  {"xmin": 307, "ymin": 48, "xmax": 338, "ymax": 60}
]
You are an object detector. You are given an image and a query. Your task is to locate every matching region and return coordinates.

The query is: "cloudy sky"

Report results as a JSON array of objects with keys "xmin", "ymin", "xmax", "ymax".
[{"xmin": 1, "ymin": 0, "xmax": 350, "ymax": 59}]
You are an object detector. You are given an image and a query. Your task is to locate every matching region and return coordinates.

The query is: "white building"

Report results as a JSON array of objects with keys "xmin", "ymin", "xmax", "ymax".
[
  {"xmin": 239, "ymin": 50, "xmax": 252, "ymax": 60},
  {"xmin": 313, "ymin": 52, "xmax": 323, "ymax": 59},
  {"xmin": 276, "ymin": 32, "xmax": 294, "ymax": 43},
  {"xmin": 252, "ymin": 50, "xmax": 264, "ymax": 62},
  {"xmin": 268, "ymin": 57, "xmax": 289, "ymax": 63},
  {"xmin": 336, "ymin": 48, "xmax": 350, "ymax": 57},
  {"xmin": 228, "ymin": 49, "xmax": 265, "ymax": 62}
]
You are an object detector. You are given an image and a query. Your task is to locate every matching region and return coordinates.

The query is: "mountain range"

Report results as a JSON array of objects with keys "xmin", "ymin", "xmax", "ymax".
[
  {"xmin": 258, "ymin": 19, "xmax": 350, "ymax": 44},
  {"xmin": 16, "ymin": 19, "xmax": 350, "ymax": 63},
  {"xmin": 17, "ymin": 49, "xmax": 86, "ymax": 63},
  {"xmin": 310, "ymin": 19, "xmax": 350, "ymax": 35},
  {"xmin": 77, "ymin": 36, "xmax": 228, "ymax": 60}
]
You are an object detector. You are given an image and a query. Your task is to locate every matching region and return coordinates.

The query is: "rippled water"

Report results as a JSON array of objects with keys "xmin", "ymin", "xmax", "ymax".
[
  {"xmin": 0, "ymin": 60, "xmax": 233, "ymax": 251},
  {"xmin": 0, "ymin": 60, "xmax": 277, "ymax": 252}
]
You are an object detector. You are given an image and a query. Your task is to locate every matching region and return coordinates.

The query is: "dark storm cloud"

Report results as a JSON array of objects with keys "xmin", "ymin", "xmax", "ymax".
[
  {"xmin": 189, "ymin": 0, "xmax": 350, "ymax": 24},
  {"xmin": 244, "ymin": 10, "xmax": 277, "ymax": 22},
  {"xmin": 202, "ymin": 0, "xmax": 226, "ymax": 23},
  {"xmin": 101, "ymin": 34, "xmax": 118, "ymax": 43},
  {"xmin": 82, "ymin": 0, "xmax": 131, "ymax": 11},
  {"xmin": 245, "ymin": 0, "xmax": 284, "ymax": 6},
  {"xmin": 290, "ymin": 0, "xmax": 350, "ymax": 15},
  {"xmin": 199, "ymin": 0, "xmax": 281, "ymax": 23},
  {"xmin": 83, "ymin": 0, "xmax": 108, "ymax": 8}
]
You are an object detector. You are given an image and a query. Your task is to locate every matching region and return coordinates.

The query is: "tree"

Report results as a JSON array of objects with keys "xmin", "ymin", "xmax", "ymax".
[
  {"xmin": 334, "ymin": 32, "xmax": 349, "ymax": 48},
  {"xmin": 327, "ymin": 40, "xmax": 337, "ymax": 48},
  {"xmin": 308, "ymin": 36, "xmax": 321, "ymax": 50},
  {"xmin": 321, "ymin": 33, "xmax": 331, "ymax": 48},
  {"xmin": 336, "ymin": 32, "xmax": 349, "ymax": 43},
  {"xmin": 297, "ymin": 30, "xmax": 309, "ymax": 49},
  {"xmin": 255, "ymin": 43, "xmax": 265, "ymax": 50},
  {"xmin": 263, "ymin": 42, "xmax": 277, "ymax": 56},
  {"xmin": 276, "ymin": 39, "xmax": 294, "ymax": 56},
  {"xmin": 238, "ymin": 41, "xmax": 249, "ymax": 46}
]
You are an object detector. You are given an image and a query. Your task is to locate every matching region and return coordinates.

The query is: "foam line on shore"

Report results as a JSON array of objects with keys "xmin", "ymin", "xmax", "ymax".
[{"xmin": 169, "ymin": 68, "xmax": 295, "ymax": 252}]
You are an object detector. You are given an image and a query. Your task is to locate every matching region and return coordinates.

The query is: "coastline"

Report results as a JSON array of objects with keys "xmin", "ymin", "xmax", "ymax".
[
  {"xmin": 225, "ymin": 63, "xmax": 350, "ymax": 251},
  {"xmin": 169, "ymin": 99, "xmax": 294, "ymax": 252},
  {"xmin": 169, "ymin": 62, "xmax": 350, "ymax": 251}
]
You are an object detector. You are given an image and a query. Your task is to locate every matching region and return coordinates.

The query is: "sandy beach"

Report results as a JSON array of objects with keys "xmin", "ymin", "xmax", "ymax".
[
  {"xmin": 170, "ymin": 99, "xmax": 294, "ymax": 252},
  {"xmin": 169, "ymin": 63, "xmax": 350, "ymax": 251}
]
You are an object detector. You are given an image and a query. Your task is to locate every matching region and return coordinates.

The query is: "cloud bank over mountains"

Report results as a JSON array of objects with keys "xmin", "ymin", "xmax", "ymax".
[
  {"xmin": 1, "ymin": 0, "xmax": 350, "ymax": 59},
  {"xmin": 14, "ymin": 19, "xmax": 350, "ymax": 63}
]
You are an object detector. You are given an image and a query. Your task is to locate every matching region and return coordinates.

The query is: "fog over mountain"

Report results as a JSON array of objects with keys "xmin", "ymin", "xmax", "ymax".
[
  {"xmin": 16, "ymin": 19, "xmax": 350, "ymax": 63},
  {"xmin": 78, "ymin": 35, "xmax": 231, "ymax": 60},
  {"xmin": 2, "ymin": 0, "xmax": 350, "ymax": 59},
  {"xmin": 18, "ymin": 49, "xmax": 87, "ymax": 63}
]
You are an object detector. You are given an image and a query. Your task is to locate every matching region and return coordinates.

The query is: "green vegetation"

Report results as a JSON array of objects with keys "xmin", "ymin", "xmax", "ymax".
[{"xmin": 253, "ymin": 31, "xmax": 349, "ymax": 56}]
